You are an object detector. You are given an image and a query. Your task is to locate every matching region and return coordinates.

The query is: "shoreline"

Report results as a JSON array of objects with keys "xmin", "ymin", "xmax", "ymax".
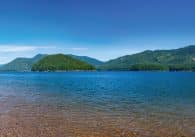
[{"xmin": 0, "ymin": 70, "xmax": 195, "ymax": 73}]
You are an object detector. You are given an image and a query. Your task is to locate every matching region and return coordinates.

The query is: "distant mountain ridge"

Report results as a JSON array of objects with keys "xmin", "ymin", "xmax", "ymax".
[
  {"xmin": 0, "ymin": 54, "xmax": 46, "ymax": 71},
  {"xmin": 68, "ymin": 55, "xmax": 103, "ymax": 67},
  {"xmin": 99, "ymin": 45, "xmax": 195, "ymax": 71}
]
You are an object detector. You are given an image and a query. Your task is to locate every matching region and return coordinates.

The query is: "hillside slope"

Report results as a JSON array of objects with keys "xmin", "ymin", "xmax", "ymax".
[{"xmin": 69, "ymin": 55, "xmax": 103, "ymax": 67}]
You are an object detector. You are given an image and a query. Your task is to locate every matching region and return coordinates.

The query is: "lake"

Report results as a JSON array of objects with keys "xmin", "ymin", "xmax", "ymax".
[{"xmin": 0, "ymin": 72, "xmax": 195, "ymax": 137}]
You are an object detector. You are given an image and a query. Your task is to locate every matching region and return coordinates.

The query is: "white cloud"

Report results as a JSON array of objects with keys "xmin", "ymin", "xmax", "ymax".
[
  {"xmin": 0, "ymin": 56, "xmax": 10, "ymax": 64},
  {"xmin": 0, "ymin": 45, "xmax": 88, "ymax": 53},
  {"xmin": 0, "ymin": 45, "xmax": 54, "ymax": 53}
]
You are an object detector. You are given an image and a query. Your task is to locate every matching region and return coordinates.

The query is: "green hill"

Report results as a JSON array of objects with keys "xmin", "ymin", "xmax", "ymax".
[
  {"xmin": 99, "ymin": 46, "xmax": 195, "ymax": 71},
  {"xmin": 68, "ymin": 55, "xmax": 103, "ymax": 67},
  {"xmin": 0, "ymin": 54, "xmax": 46, "ymax": 71},
  {"xmin": 31, "ymin": 54, "xmax": 95, "ymax": 71}
]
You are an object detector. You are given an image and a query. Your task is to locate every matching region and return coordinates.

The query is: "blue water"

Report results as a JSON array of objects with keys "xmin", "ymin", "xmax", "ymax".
[{"xmin": 0, "ymin": 72, "xmax": 195, "ymax": 135}]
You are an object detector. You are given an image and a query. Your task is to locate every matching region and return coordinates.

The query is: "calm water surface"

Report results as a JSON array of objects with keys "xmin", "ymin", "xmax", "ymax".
[{"xmin": 0, "ymin": 72, "xmax": 195, "ymax": 137}]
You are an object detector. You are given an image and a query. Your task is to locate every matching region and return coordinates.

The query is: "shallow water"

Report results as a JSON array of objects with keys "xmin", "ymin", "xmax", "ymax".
[{"xmin": 0, "ymin": 72, "xmax": 195, "ymax": 137}]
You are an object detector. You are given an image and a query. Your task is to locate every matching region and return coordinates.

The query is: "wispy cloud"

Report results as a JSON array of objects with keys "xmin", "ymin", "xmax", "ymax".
[
  {"xmin": 0, "ymin": 45, "xmax": 54, "ymax": 53},
  {"xmin": 0, "ymin": 45, "xmax": 88, "ymax": 53},
  {"xmin": 70, "ymin": 47, "xmax": 88, "ymax": 51}
]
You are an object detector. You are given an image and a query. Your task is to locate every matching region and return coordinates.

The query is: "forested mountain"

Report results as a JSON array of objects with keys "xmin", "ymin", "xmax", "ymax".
[{"xmin": 99, "ymin": 46, "xmax": 195, "ymax": 71}]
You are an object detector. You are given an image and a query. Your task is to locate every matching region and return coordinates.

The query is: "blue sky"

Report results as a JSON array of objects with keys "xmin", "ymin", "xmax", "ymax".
[{"xmin": 0, "ymin": 0, "xmax": 195, "ymax": 64}]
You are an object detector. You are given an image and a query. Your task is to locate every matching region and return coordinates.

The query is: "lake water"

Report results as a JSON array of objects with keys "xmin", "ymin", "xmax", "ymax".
[{"xmin": 0, "ymin": 72, "xmax": 195, "ymax": 137}]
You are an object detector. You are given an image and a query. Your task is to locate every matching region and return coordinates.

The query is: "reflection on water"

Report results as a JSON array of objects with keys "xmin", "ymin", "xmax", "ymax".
[{"xmin": 0, "ymin": 72, "xmax": 195, "ymax": 137}]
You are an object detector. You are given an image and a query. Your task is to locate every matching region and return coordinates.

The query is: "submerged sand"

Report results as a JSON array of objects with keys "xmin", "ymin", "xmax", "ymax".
[{"xmin": 0, "ymin": 96, "xmax": 194, "ymax": 137}]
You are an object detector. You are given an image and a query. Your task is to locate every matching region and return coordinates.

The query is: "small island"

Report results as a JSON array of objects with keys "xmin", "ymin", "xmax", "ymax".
[{"xmin": 31, "ymin": 54, "xmax": 95, "ymax": 71}]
